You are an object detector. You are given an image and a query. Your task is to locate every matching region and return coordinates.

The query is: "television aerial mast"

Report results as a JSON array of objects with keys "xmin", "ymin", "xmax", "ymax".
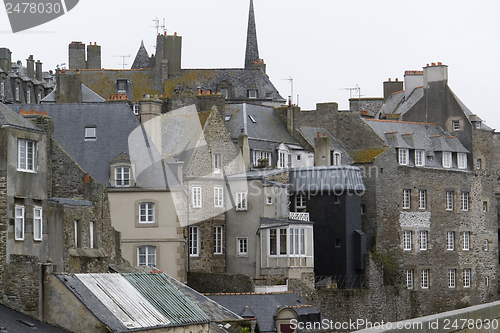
[{"xmin": 113, "ymin": 55, "xmax": 130, "ymax": 69}]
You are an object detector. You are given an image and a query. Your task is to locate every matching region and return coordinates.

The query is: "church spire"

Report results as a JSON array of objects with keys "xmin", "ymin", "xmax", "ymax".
[{"xmin": 244, "ymin": 0, "xmax": 259, "ymax": 69}]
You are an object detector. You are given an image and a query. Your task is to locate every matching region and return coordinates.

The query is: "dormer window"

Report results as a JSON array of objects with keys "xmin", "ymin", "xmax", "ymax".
[
  {"xmin": 457, "ymin": 153, "xmax": 467, "ymax": 169},
  {"xmin": 17, "ymin": 139, "xmax": 36, "ymax": 172},
  {"xmin": 115, "ymin": 166, "xmax": 130, "ymax": 187},
  {"xmin": 85, "ymin": 127, "xmax": 96, "ymax": 140},
  {"xmin": 220, "ymin": 88, "xmax": 228, "ymax": 98},
  {"xmin": 26, "ymin": 88, "xmax": 31, "ymax": 104},
  {"xmin": 442, "ymin": 151, "xmax": 452, "ymax": 168},
  {"xmin": 248, "ymin": 89, "xmax": 258, "ymax": 99},
  {"xmin": 415, "ymin": 150, "xmax": 424, "ymax": 166},
  {"xmin": 15, "ymin": 84, "xmax": 20, "ymax": 101},
  {"xmin": 116, "ymin": 79, "xmax": 128, "ymax": 93},
  {"xmin": 398, "ymin": 148, "xmax": 409, "ymax": 165},
  {"xmin": 0, "ymin": 79, "xmax": 4, "ymax": 98},
  {"xmin": 213, "ymin": 153, "xmax": 221, "ymax": 174},
  {"xmin": 333, "ymin": 152, "xmax": 341, "ymax": 166}
]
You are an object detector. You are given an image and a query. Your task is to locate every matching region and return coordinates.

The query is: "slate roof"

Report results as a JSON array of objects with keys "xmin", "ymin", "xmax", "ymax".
[
  {"xmin": 0, "ymin": 103, "xmax": 44, "ymax": 133},
  {"xmin": 131, "ymin": 40, "xmax": 151, "ymax": 70},
  {"xmin": 289, "ymin": 165, "xmax": 366, "ymax": 193},
  {"xmin": 0, "ymin": 303, "xmax": 68, "ymax": 333},
  {"xmin": 298, "ymin": 127, "xmax": 353, "ymax": 164},
  {"xmin": 9, "ymin": 103, "xmax": 140, "ymax": 184},
  {"xmin": 259, "ymin": 217, "xmax": 314, "ymax": 229},
  {"xmin": 207, "ymin": 292, "xmax": 320, "ymax": 333},
  {"xmin": 40, "ymin": 83, "xmax": 106, "ymax": 103}
]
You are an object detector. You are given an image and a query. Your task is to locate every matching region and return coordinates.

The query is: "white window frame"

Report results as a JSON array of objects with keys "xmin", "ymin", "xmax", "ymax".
[
  {"xmin": 26, "ymin": 89, "xmax": 31, "ymax": 104},
  {"xmin": 333, "ymin": 152, "xmax": 341, "ymax": 166},
  {"xmin": 237, "ymin": 237, "xmax": 248, "ymax": 256},
  {"xmin": 462, "ymin": 231, "xmax": 470, "ymax": 251},
  {"xmin": 483, "ymin": 201, "xmax": 488, "ymax": 213},
  {"xmin": 115, "ymin": 166, "xmax": 130, "ymax": 187},
  {"xmin": 139, "ymin": 202, "xmax": 155, "ymax": 224},
  {"xmin": 403, "ymin": 230, "xmax": 412, "ymax": 251},
  {"xmin": 457, "ymin": 153, "xmax": 467, "ymax": 169},
  {"xmin": 405, "ymin": 269, "xmax": 413, "ymax": 289},
  {"xmin": 266, "ymin": 196, "xmax": 272, "ymax": 205},
  {"xmin": 295, "ymin": 193, "xmax": 306, "ymax": 209},
  {"xmin": 484, "ymin": 239, "xmax": 489, "ymax": 251},
  {"xmin": 460, "ymin": 192, "xmax": 469, "ymax": 211},
  {"xmin": 74, "ymin": 220, "xmax": 79, "ymax": 248},
  {"xmin": 278, "ymin": 150, "xmax": 287, "ymax": 169},
  {"xmin": 418, "ymin": 190, "xmax": 426, "ymax": 210},
  {"xmin": 213, "ymin": 153, "xmax": 221, "ymax": 174},
  {"xmin": 452, "ymin": 120, "xmax": 460, "ymax": 131},
  {"xmin": 415, "ymin": 150, "xmax": 424, "ymax": 166},
  {"xmin": 33, "ymin": 206, "xmax": 42, "ymax": 241},
  {"xmin": 15, "ymin": 205, "xmax": 25, "ymax": 241},
  {"xmin": 289, "ymin": 227, "xmax": 306, "ymax": 256},
  {"xmin": 419, "ymin": 230, "xmax": 428, "ymax": 251},
  {"xmin": 398, "ymin": 148, "xmax": 409, "ymax": 165},
  {"xmin": 248, "ymin": 89, "xmax": 257, "ymax": 99},
  {"xmin": 192, "ymin": 186, "xmax": 202, "ymax": 208},
  {"xmin": 445, "ymin": 191, "xmax": 453, "ymax": 211},
  {"xmin": 421, "ymin": 269, "xmax": 429, "ymax": 289},
  {"xmin": 17, "ymin": 139, "xmax": 36, "ymax": 172},
  {"xmin": 0, "ymin": 80, "xmax": 4, "ymax": 98},
  {"xmin": 442, "ymin": 151, "xmax": 452, "ymax": 168},
  {"xmin": 138, "ymin": 245, "xmax": 156, "ymax": 267},
  {"xmin": 269, "ymin": 228, "xmax": 288, "ymax": 256},
  {"xmin": 89, "ymin": 221, "xmax": 94, "ymax": 249},
  {"xmin": 253, "ymin": 150, "xmax": 272, "ymax": 167},
  {"xmin": 463, "ymin": 268, "xmax": 471, "ymax": 288},
  {"xmin": 402, "ymin": 189, "xmax": 410, "ymax": 209},
  {"xmin": 446, "ymin": 231, "xmax": 455, "ymax": 251},
  {"xmin": 448, "ymin": 269, "xmax": 456, "ymax": 288},
  {"xmin": 214, "ymin": 226, "xmax": 223, "ymax": 255},
  {"xmin": 485, "ymin": 276, "xmax": 489, "ymax": 286},
  {"xmin": 85, "ymin": 127, "xmax": 96, "ymax": 140},
  {"xmin": 189, "ymin": 226, "xmax": 200, "ymax": 257},
  {"xmin": 235, "ymin": 192, "xmax": 247, "ymax": 211},
  {"xmin": 214, "ymin": 187, "xmax": 224, "ymax": 208},
  {"xmin": 220, "ymin": 88, "xmax": 228, "ymax": 98}
]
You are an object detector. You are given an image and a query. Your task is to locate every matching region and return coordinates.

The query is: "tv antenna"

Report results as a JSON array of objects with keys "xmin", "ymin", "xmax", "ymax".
[
  {"xmin": 341, "ymin": 84, "xmax": 361, "ymax": 99},
  {"xmin": 151, "ymin": 17, "xmax": 166, "ymax": 35},
  {"xmin": 281, "ymin": 76, "xmax": 293, "ymax": 105},
  {"xmin": 113, "ymin": 55, "xmax": 130, "ymax": 69}
]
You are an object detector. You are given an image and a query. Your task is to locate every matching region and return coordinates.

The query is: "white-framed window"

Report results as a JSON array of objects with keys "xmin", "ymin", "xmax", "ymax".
[
  {"xmin": 139, "ymin": 202, "xmax": 155, "ymax": 223},
  {"xmin": 220, "ymin": 88, "xmax": 228, "ymax": 98},
  {"xmin": 189, "ymin": 226, "xmax": 200, "ymax": 257},
  {"xmin": 214, "ymin": 226, "xmax": 223, "ymax": 254},
  {"xmin": 74, "ymin": 220, "xmax": 79, "ymax": 248},
  {"xmin": 85, "ymin": 127, "xmax": 96, "ymax": 140},
  {"xmin": 448, "ymin": 269, "xmax": 456, "ymax": 288},
  {"xmin": 295, "ymin": 193, "xmax": 306, "ymax": 209},
  {"xmin": 421, "ymin": 269, "xmax": 429, "ymax": 289},
  {"xmin": 138, "ymin": 245, "xmax": 156, "ymax": 266},
  {"xmin": 457, "ymin": 153, "xmax": 467, "ymax": 169},
  {"xmin": 33, "ymin": 206, "xmax": 42, "ymax": 241},
  {"xmin": 214, "ymin": 187, "xmax": 224, "ymax": 208},
  {"xmin": 235, "ymin": 192, "xmax": 247, "ymax": 211},
  {"xmin": 213, "ymin": 153, "xmax": 221, "ymax": 174},
  {"xmin": 398, "ymin": 148, "xmax": 409, "ymax": 165},
  {"xmin": 402, "ymin": 189, "xmax": 411, "ymax": 209},
  {"xmin": 485, "ymin": 276, "xmax": 489, "ymax": 286},
  {"xmin": 483, "ymin": 201, "xmax": 488, "ymax": 212},
  {"xmin": 192, "ymin": 186, "xmax": 202, "ymax": 208},
  {"xmin": 278, "ymin": 151, "xmax": 287, "ymax": 169},
  {"xmin": 289, "ymin": 228, "xmax": 306, "ymax": 255},
  {"xmin": 463, "ymin": 268, "xmax": 471, "ymax": 288},
  {"xmin": 115, "ymin": 166, "xmax": 130, "ymax": 187},
  {"xmin": 252, "ymin": 150, "xmax": 271, "ymax": 167},
  {"xmin": 442, "ymin": 151, "xmax": 452, "ymax": 168},
  {"xmin": 17, "ymin": 139, "xmax": 36, "ymax": 172},
  {"xmin": 15, "ymin": 84, "xmax": 20, "ymax": 101},
  {"xmin": 0, "ymin": 80, "xmax": 4, "ymax": 98},
  {"xmin": 462, "ymin": 231, "xmax": 470, "ymax": 251},
  {"xmin": 26, "ymin": 89, "xmax": 31, "ymax": 104},
  {"xmin": 15, "ymin": 205, "xmax": 25, "ymax": 241},
  {"xmin": 460, "ymin": 192, "xmax": 469, "ymax": 211},
  {"xmin": 333, "ymin": 152, "xmax": 341, "ymax": 166},
  {"xmin": 269, "ymin": 228, "xmax": 287, "ymax": 256},
  {"xmin": 405, "ymin": 269, "xmax": 413, "ymax": 289},
  {"xmin": 89, "ymin": 221, "xmax": 94, "ymax": 249},
  {"xmin": 248, "ymin": 90, "xmax": 258, "ymax": 99},
  {"xmin": 37, "ymin": 91, "xmax": 42, "ymax": 103},
  {"xmin": 418, "ymin": 190, "xmax": 426, "ymax": 210},
  {"xmin": 446, "ymin": 231, "xmax": 455, "ymax": 251},
  {"xmin": 403, "ymin": 230, "xmax": 412, "ymax": 251},
  {"xmin": 476, "ymin": 159, "xmax": 482, "ymax": 170},
  {"xmin": 415, "ymin": 150, "xmax": 424, "ymax": 166},
  {"xmin": 484, "ymin": 239, "xmax": 489, "ymax": 251},
  {"xmin": 266, "ymin": 196, "xmax": 272, "ymax": 205},
  {"xmin": 419, "ymin": 231, "xmax": 428, "ymax": 251},
  {"xmin": 237, "ymin": 237, "xmax": 248, "ymax": 256},
  {"xmin": 452, "ymin": 120, "xmax": 460, "ymax": 131},
  {"xmin": 445, "ymin": 191, "xmax": 453, "ymax": 211},
  {"xmin": 132, "ymin": 103, "xmax": 140, "ymax": 115}
]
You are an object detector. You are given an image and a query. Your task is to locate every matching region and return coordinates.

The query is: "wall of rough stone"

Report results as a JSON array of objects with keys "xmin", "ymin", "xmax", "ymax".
[
  {"xmin": 187, "ymin": 272, "xmax": 254, "ymax": 294},
  {"xmin": 0, "ymin": 170, "xmax": 6, "ymax": 298},
  {"xmin": 187, "ymin": 215, "xmax": 226, "ymax": 273}
]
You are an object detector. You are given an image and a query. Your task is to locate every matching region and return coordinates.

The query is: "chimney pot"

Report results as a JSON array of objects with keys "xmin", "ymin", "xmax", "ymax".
[
  {"xmin": 174, "ymin": 32, "xmax": 177, "ymax": 36},
  {"xmin": 388, "ymin": 78, "xmax": 391, "ymax": 82},
  {"xmin": 438, "ymin": 62, "xmax": 442, "ymax": 65},
  {"xmin": 317, "ymin": 132, "xmax": 320, "ymax": 138},
  {"xmin": 323, "ymin": 133, "xmax": 326, "ymax": 137},
  {"xmin": 395, "ymin": 78, "xmax": 398, "ymax": 82}
]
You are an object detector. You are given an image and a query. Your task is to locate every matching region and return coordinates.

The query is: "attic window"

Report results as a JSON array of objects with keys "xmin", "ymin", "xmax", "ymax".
[
  {"xmin": 452, "ymin": 120, "xmax": 460, "ymax": 131},
  {"xmin": 85, "ymin": 127, "xmax": 96, "ymax": 140},
  {"xmin": 220, "ymin": 88, "xmax": 228, "ymax": 98},
  {"xmin": 116, "ymin": 79, "xmax": 127, "ymax": 93},
  {"xmin": 248, "ymin": 115, "xmax": 256, "ymax": 123},
  {"xmin": 224, "ymin": 115, "xmax": 232, "ymax": 122},
  {"xmin": 248, "ymin": 90, "xmax": 258, "ymax": 99}
]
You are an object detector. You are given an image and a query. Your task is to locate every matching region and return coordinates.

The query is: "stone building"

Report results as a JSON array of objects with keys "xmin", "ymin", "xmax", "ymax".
[{"xmin": 0, "ymin": 104, "xmax": 125, "ymax": 318}]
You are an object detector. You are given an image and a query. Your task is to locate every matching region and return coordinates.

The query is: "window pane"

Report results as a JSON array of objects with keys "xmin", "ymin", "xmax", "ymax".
[
  {"xmin": 280, "ymin": 229, "xmax": 287, "ymax": 255},
  {"xmin": 270, "ymin": 229, "xmax": 277, "ymax": 255}
]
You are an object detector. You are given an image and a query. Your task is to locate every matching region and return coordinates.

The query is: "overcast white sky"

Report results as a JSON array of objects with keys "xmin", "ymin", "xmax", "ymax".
[{"xmin": 1, "ymin": 0, "xmax": 499, "ymax": 129}]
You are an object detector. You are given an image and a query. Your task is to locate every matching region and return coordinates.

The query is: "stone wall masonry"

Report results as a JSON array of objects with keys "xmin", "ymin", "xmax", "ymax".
[
  {"xmin": 0, "ymin": 171, "xmax": 6, "ymax": 297},
  {"xmin": 187, "ymin": 215, "xmax": 225, "ymax": 273},
  {"xmin": 187, "ymin": 271, "xmax": 254, "ymax": 294}
]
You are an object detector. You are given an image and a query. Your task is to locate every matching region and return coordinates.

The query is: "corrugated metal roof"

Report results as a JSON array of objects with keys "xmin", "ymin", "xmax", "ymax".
[
  {"xmin": 289, "ymin": 166, "xmax": 365, "ymax": 193},
  {"xmin": 76, "ymin": 273, "xmax": 171, "ymax": 330},
  {"xmin": 122, "ymin": 273, "xmax": 210, "ymax": 326}
]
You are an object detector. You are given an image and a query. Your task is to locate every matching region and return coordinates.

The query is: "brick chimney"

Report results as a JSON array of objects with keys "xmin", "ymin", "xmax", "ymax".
[
  {"xmin": 404, "ymin": 70, "xmax": 424, "ymax": 100},
  {"xmin": 314, "ymin": 132, "xmax": 331, "ymax": 166}
]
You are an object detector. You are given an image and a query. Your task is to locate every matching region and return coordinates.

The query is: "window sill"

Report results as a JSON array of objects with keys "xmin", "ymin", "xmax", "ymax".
[{"xmin": 17, "ymin": 169, "xmax": 36, "ymax": 173}]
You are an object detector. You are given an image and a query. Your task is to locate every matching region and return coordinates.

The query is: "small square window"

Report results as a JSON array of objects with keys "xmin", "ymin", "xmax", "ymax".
[
  {"xmin": 248, "ymin": 90, "xmax": 258, "ymax": 99},
  {"xmin": 266, "ymin": 196, "xmax": 272, "ymax": 205},
  {"xmin": 85, "ymin": 127, "xmax": 96, "ymax": 140},
  {"xmin": 452, "ymin": 120, "xmax": 460, "ymax": 131},
  {"xmin": 220, "ymin": 88, "xmax": 228, "ymax": 98}
]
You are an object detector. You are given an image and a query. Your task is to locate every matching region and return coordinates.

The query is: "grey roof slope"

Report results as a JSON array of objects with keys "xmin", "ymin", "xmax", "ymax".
[
  {"xmin": 0, "ymin": 303, "xmax": 68, "ymax": 333},
  {"xmin": 10, "ymin": 103, "xmax": 140, "ymax": 184},
  {"xmin": 40, "ymin": 84, "xmax": 106, "ymax": 103},
  {"xmin": 289, "ymin": 165, "xmax": 366, "ymax": 193},
  {"xmin": 259, "ymin": 217, "xmax": 314, "ymax": 229},
  {"xmin": 131, "ymin": 40, "xmax": 150, "ymax": 69},
  {"xmin": 0, "ymin": 103, "xmax": 43, "ymax": 133},
  {"xmin": 207, "ymin": 292, "xmax": 319, "ymax": 333},
  {"xmin": 298, "ymin": 126, "xmax": 353, "ymax": 164}
]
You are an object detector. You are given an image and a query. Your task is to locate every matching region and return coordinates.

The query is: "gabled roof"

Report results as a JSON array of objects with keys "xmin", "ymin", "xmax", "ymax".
[
  {"xmin": 289, "ymin": 166, "xmax": 366, "ymax": 193},
  {"xmin": 0, "ymin": 303, "xmax": 68, "ymax": 333},
  {"xmin": 131, "ymin": 40, "xmax": 151, "ymax": 70},
  {"xmin": 40, "ymin": 84, "xmax": 106, "ymax": 103},
  {"xmin": 298, "ymin": 126, "xmax": 354, "ymax": 164},
  {"xmin": 0, "ymin": 103, "xmax": 44, "ymax": 133}
]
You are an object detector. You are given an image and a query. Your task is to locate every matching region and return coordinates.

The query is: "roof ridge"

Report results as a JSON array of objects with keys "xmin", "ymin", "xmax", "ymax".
[{"xmin": 367, "ymin": 119, "xmax": 437, "ymax": 126}]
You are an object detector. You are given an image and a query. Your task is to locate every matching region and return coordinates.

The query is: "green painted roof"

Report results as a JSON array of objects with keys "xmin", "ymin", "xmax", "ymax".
[
  {"xmin": 350, "ymin": 148, "xmax": 388, "ymax": 163},
  {"xmin": 122, "ymin": 273, "xmax": 210, "ymax": 326}
]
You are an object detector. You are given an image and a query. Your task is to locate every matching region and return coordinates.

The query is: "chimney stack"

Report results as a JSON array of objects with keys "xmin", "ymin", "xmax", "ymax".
[
  {"xmin": 383, "ymin": 79, "xmax": 403, "ymax": 101},
  {"xmin": 86, "ymin": 42, "xmax": 101, "ymax": 69},
  {"xmin": 35, "ymin": 60, "xmax": 43, "ymax": 81},
  {"xmin": 314, "ymin": 132, "xmax": 331, "ymax": 166},
  {"xmin": 238, "ymin": 130, "xmax": 251, "ymax": 171},
  {"xmin": 404, "ymin": 70, "xmax": 424, "ymax": 100},
  {"xmin": 423, "ymin": 62, "xmax": 448, "ymax": 88},
  {"xmin": 68, "ymin": 41, "xmax": 86, "ymax": 69},
  {"xmin": 26, "ymin": 55, "xmax": 35, "ymax": 79}
]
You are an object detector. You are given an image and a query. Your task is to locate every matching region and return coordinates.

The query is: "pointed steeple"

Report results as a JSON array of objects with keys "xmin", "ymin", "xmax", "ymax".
[
  {"xmin": 131, "ymin": 40, "xmax": 150, "ymax": 69},
  {"xmin": 244, "ymin": 0, "xmax": 259, "ymax": 69}
]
